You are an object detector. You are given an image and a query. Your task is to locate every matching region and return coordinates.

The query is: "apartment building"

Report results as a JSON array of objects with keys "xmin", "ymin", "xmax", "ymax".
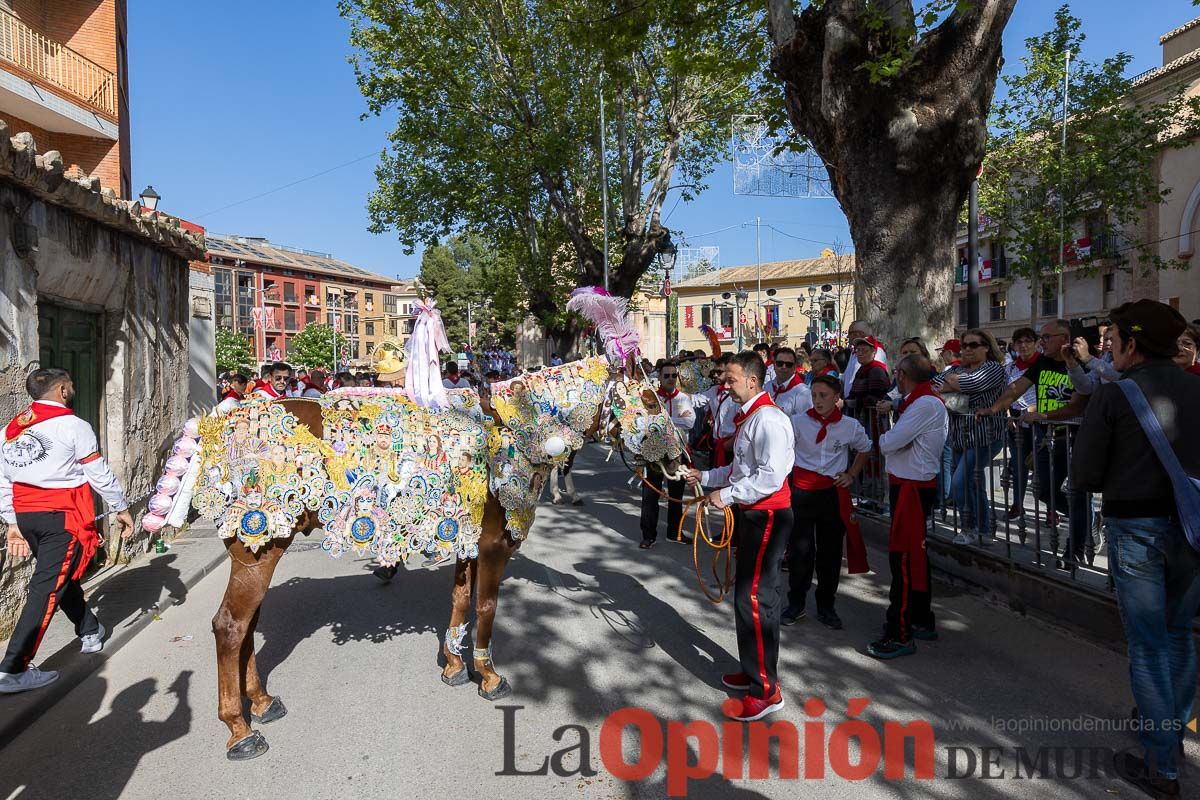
[{"xmin": 0, "ymin": 0, "xmax": 131, "ymax": 196}]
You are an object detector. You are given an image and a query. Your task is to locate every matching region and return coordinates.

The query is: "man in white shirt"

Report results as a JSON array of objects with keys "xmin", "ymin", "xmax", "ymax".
[
  {"xmin": 841, "ymin": 321, "xmax": 887, "ymax": 397},
  {"xmin": 639, "ymin": 362, "xmax": 695, "ymax": 548},
  {"xmin": 253, "ymin": 362, "xmax": 291, "ymax": 400},
  {"xmin": 443, "ymin": 361, "xmax": 471, "ymax": 390},
  {"xmin": 686, "ymin": 352, "xmax": 795, "ymax": 722},
  {"xmin": 0, "ymin": 369, "xmax": 134, "ymax": 694},
  {"xmin": 769, "ymin": 347, "xmax": 812, "ymax": 417},
  {"xmin": 216, "ymin": 373, "xmax": 249, "ymax": 415},
  {"xmin": 692, "ymin": 354, "xmax": 737, "ymax": 469},
  {"xmin": 869, "ymin": 354, "xmax": 948, "ymax": 661}
]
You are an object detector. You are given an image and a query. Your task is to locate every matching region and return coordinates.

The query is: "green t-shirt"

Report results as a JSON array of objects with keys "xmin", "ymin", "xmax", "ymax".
[{"xmin": 1021, "ymin": 355, "xmax": 1075, "ymax": 414}]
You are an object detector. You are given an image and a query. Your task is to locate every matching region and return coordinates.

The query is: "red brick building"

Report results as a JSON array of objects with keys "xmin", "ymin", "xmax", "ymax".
[
  {"xmin": 207, "ymin": 234, "xmax": 418, "ymax": 369},
  {"xmin": 0, "ymin": 0, "xmax": 131, "ymax": 196}
]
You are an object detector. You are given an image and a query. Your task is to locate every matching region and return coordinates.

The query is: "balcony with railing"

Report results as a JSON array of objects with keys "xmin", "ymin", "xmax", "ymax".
[{"xmin": 0, "ymin": 8, "xmax": 118, "ymax": 121}]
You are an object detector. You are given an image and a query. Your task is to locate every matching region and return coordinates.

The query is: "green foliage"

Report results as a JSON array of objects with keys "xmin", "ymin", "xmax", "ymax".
[
  {"xmin": 289, "ymin": 323, "xmax": 347, "ymax": 371},
  {"xmin": 214, "ymin": 327, "xmax": 253, "ymax": 375},
  {"xmin": 341, "ymin": 0, "xmax": 767, "ymax": 335},
  {"xmin": 978, "ymin": 5, "xmax": 1200, "ymax": 282},
  {"xmin": 419, "ymin": 233, "xmax": 523, "ymax": 350}
]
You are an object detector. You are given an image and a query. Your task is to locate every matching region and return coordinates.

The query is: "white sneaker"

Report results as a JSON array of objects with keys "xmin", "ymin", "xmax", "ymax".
[
  {"xmin": 80, "ymin": 623, "xmax": 106, "ymax": 654},
  {"xmin": 952, "ymin": 532, "xmax": 973, "ymax": 545},
  {"xmin": 0, "ymin": 666, "xmax": 60, "ymax": 694}
]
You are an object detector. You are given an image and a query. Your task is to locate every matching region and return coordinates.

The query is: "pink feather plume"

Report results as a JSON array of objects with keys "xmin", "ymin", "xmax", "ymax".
[{"xmin": 567, "ymin": 287, "xmax": 641, "ymax": 363}]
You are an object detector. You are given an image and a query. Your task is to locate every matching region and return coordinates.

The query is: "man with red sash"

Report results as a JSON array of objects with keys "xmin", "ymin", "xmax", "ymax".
[
  {"xmin": 769, "ymin": 346, "xmax": 812, "ymax": 417},
  {"xmin": 253, "ymin": 361, "xmax": 291, "ymax": 399},
  {"xmin": 638, "ymin": 361, "xmax": 696, "ymax": 549},
  {"xmin": 869, "ymin": 354, "xmax": 948, "ymax": 660},
  {"xmin": 693, "ymin": 354, "xmax": 736, "ymax": 469},
  {"xmin": 217, "ymin": 373, "xmax": 249, "ymax": 415},
  {"xmin": 782, "ymin": 374, "xmax": 871, "ymax": 630},
  {"xmin": 0, "ymin": 369, "xmax": 133, "ymax": 694},
  {"xmin": 687, "ymin": 352, "xmax": 795, "ymax": 722}
]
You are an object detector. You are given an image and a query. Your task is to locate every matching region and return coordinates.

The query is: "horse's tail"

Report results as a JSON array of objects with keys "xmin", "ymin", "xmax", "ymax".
[{"xmin": 142, "ymin": 416, "xmax": 204, "ymax": 533}]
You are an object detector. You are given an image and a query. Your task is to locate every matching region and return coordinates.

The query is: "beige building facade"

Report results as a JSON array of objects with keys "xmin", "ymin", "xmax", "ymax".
[{"xmin": 674, "ymin": 256, "xmax": 856, "ymax": 356}]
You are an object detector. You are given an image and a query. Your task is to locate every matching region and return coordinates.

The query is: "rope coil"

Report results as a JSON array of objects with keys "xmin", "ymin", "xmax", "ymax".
[{"xmin": 633, "ymin": 467, "xmax": 736, "ymax": 605}]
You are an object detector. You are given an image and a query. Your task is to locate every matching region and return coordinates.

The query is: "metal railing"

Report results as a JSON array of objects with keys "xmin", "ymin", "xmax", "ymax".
[
  {"xmin": 0, "ymin": 8, "xmax": 118, "ymax": 119},
  {"xmin": 845, "ymin": 404, "xmax": 1113, "ymax": 594}
]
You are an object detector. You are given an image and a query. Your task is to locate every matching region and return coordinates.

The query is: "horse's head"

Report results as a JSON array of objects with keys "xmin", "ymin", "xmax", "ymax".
[{"xmin": 596, "ymin": 358, "xmax": 688, "ymax": 481}]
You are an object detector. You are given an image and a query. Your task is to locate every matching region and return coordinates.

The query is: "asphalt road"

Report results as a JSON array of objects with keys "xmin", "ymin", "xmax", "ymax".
[{"xmin": 0, "ymin": 445, "xmax": 1184, "ymax": 800}]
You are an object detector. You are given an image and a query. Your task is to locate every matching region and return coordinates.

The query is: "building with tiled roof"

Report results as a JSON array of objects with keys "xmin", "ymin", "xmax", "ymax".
[
  {"xmin": 673, "ymin": 254, "xmax": 856, "ymax": 353},
  {"xmin": 206, "ymin": 234, "xmax": 419, "ymax": 369}
]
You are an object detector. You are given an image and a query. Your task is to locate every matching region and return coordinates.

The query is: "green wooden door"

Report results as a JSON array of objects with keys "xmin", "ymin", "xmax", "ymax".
[{"xmin": 38, "ymin": 303, "xmax": 102, "ymax": 434}]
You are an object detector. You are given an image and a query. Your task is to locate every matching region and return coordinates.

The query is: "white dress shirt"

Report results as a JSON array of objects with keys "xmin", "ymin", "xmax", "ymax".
[
  {"xmin": 700, "ymin": 393, "xmax": 795, "ymax": 507},
  {"xmin": 842, "ymin": 348, "xmax": 889, "ymax": 397},
  {"xmin": 656, "ymin": 389, "xmax": 696, "ymax": 431},
  {"xmin": 216, "ymin": 395, "xmax": 242, "ymax": 415},
  {"xmin": 696, "ymin": 385, "xmax": 738, "ymax": 440},
  {"xmin": 879, "ymin": 394, "xmax": 948, "ymax": 481},
  {"xmin": 792, "ymin": 413, "xmax": 871, "ymax": 475},
  {"xmin": 0, "ymin": 401, "xmax": 129, "ymax": 523},
  {"xmin": 771, "ymin": 374, "xmax": 813, "ymax": 417}
]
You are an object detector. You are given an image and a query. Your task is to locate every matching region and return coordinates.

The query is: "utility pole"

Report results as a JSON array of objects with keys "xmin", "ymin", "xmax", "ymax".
[
  {"xmin": 599, "ymin": 72, "xmax": 609, "ymax": 293},
  {"xmin": 967, "ymin": 178, "xmax": 980, "ymax": 329},
  {"xmin": 1057, "ymin": 49, "xmax": 1071, "ymax": 319},
  {"xmin": 755, "ymin": 216, "xmax": 762, "ymax": 342}
]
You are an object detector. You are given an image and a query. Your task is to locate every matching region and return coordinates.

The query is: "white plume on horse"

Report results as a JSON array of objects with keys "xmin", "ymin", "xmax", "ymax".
[
  {"xmin": 566, "ymin": 287, "xmax": 641, "ymax": 364},
  {"xmin": 405, "ymin": 297, "xmax": 453, "ymax": 410}
]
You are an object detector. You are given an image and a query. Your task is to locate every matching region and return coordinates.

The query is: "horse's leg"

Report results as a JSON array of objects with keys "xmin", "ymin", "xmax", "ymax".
[
  {"xmin": 441, "ymin": 556, "xmax": 476, "ymax": 685},
  {"xmin": 473, "ymin": 494, "xmax": 519, "ymax": 700},
  {"xmin": 213, "ymin": 538, "xmax": 286, "ymax": 758},
  {"xmin": 243, "ymin": 536, "xmax": 292, "ymax": 722}
]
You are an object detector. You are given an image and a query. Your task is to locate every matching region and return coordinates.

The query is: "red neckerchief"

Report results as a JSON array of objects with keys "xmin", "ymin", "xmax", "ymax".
[
  {"xmin": 1188, "ymin": 363, "xmax": 1200, "ymax": 376},
  {"xmin": 5, "ymin": 401, "xmax": 74, "ymax": 442},
  {"xmin": 772, "ymin": 371, "xmax": 803, "ymax": 397},
  {"xmin": 805, "ymin": 406, "xmax": 843, "ymax": 443},
  {"xmin": 1013, "ymin": 354, "xmax": 1037, "ymax": 372},
  {"xmin": 816, "ymin": 365, "xmax": 836, "ymax": 377},
  {"xmin": 895, "ymin": 380, "xmax": 944, "ymax": 416},
  {"xmin": 857, "ymin": 360, "xmax": 888, "ymax": 378},
  {"xmin": 949, "ymin": 358, "xmax": 961, "ymax": 367},
  {"xmin": 221, "ymin": 390, "xmax": 241, "ymax": 402},
  {"xmin": 300, "ymin": 378, "xmax": 322, "ymax": 395},
  {"xmin": 255, "ymin": 381, "xmax": 282, "ymax": 398},
  {"xmin": 656, "ymin": 387, "xmax": 679, "ymax": 417},
  {"xmin": 733, "ymin": 392, "xmax": 776, "ymax": 430}
]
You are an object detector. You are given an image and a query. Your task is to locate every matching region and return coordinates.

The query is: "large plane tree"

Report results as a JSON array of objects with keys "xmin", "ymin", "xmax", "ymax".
[{"xmin": 767, "ymin": 0, "xmax": 1017, "ymax": 343}]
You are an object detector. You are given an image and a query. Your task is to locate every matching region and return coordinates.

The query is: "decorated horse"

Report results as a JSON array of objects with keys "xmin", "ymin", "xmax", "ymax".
[{"xmin": 145, "ymin": 290, "xmax": 688, "ymax": 760}]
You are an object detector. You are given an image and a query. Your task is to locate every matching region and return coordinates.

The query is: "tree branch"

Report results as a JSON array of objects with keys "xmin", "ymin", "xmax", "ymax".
[{"xmin": 765, "ymin": 0, "xmax": 796, "ymax": 47}]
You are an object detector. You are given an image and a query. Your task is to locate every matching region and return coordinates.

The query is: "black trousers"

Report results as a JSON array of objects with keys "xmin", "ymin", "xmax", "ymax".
[
  {"xmin": 640, "ymin": 471, "xmax": 684, "ymax": 542},
  {"xmin": 1, "ymin": 512, "xmax": 99, "ymax": 673},
  {"xmin": 788, "ymin": 486, "xmax": 845, "ymax": 612},
  {"xmin": 884, "ymin": 483, "xmax": 937, "ymax": 642},
  {"xmin": 734, "ymin": 507, "xmax": 793, "ymax": 699}
]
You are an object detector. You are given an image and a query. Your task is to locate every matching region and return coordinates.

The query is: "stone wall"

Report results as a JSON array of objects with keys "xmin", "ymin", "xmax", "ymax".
[
  {"xmin": 0, "ymin": 119, "xmax": 204, "ymax": 638},
  {"xmin": 188, "ymin": 265, "xmax": 216, "ymax": 416}
]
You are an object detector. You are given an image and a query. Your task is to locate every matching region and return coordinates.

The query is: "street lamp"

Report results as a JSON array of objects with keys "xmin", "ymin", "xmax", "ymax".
[
  {"xmin": 723, "ymin": 288, "xmax": 750, "ymax": 352},
  {"xmin": 655, "ymin": 229, "xmax": 678, "ymax": 356},
  {"xmin": 139, "ymin": 185, "xmax": 160, "ymax": 212},
  {"xmin": 797, "ymin": 283, "xmax": 839, "ymax": 348}
]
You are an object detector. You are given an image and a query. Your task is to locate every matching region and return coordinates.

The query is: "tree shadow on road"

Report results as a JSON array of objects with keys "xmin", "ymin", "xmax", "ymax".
[{"xmin": 0, "ymin": 671, "xmax": 192, "ymax": 800}]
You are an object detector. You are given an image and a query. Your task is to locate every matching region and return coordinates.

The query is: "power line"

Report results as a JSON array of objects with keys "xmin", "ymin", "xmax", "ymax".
[{"xmin": 195, "ymin": 152, "xmax": 378, "ymax": 219}]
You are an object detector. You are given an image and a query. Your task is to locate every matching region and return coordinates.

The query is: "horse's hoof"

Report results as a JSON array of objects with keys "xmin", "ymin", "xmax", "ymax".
[
  {"xmin": 478, "ymin": 676, "xmax": 512, "ymax": 701},
  {"xmin": 442, "ymin": 668, "xmax": 469, "ymax": 687},
  {"xmin": 250, "ymin": 696, "xmax": 287, "ymax": 725},
  {"xmin": 226, "ymin": 731, "xmax": 269, "ymax": 761}
]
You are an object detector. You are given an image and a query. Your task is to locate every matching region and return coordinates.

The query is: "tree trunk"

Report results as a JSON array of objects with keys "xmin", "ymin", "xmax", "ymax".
[{"xmin": 768, "ymin": 0, "xmax": 1016, "ymax": 348}]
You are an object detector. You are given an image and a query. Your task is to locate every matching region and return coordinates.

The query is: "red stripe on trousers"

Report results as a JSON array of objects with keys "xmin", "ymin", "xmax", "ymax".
[
  {"xmin": 899, "ymin": 552, "xmax": 909, "ymax": 641},
  {"xmin": 750, "ymin": 510, "xmax": 774, "ymax": 698},
  {"xmin": 28, "ymin": 538, "xmax": 76, "ymax": 668}
]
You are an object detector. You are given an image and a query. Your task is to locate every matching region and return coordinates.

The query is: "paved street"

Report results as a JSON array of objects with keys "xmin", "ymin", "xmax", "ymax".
[{"xmin": 0, "ymin": 445, "xmax": 1182, "ymax": 800}]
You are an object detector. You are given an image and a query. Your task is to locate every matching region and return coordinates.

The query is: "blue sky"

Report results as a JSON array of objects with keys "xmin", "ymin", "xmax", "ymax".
[{"xmin": 130, "ymin": 0, "xmax": 1199, "ymax": 280}]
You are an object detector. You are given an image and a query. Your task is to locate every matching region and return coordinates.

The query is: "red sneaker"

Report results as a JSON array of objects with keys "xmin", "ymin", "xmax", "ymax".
[
  {"xmin": 721, "ymin": 672, "xmax": 751, "ymax": 691},
  {"xmin": 724, "ymin": 687, "xmax": 785, "ymax": 722}
]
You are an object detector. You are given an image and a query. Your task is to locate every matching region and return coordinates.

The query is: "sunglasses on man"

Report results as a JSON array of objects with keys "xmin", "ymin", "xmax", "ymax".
[
  {"xmin": 961, "ymin": 341, "xmax": 986, "ymax": 349},
  {"xmin": 774, "ymin": 359, "xmax": 795, "ymax": 367},
  {"xmin": 660, "ymin": 372, "xmax": 679, "ymax": 380}
]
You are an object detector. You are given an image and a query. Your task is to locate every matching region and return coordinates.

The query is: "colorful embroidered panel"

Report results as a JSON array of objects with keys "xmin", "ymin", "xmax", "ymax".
[
  {"xmin": 606, "ymin": 380, "xmax": 686, "ymax": 467},
  {"xmin": 317, "ymin": 393, "xmax": 489, "ymax": 564},
  {"xmin": 191, "ymin": 400, "xmax": 332, "ymax": 552},
  {"xmin": 677, "ymin": 359, "xmax": 716, "ymax": 395}
]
